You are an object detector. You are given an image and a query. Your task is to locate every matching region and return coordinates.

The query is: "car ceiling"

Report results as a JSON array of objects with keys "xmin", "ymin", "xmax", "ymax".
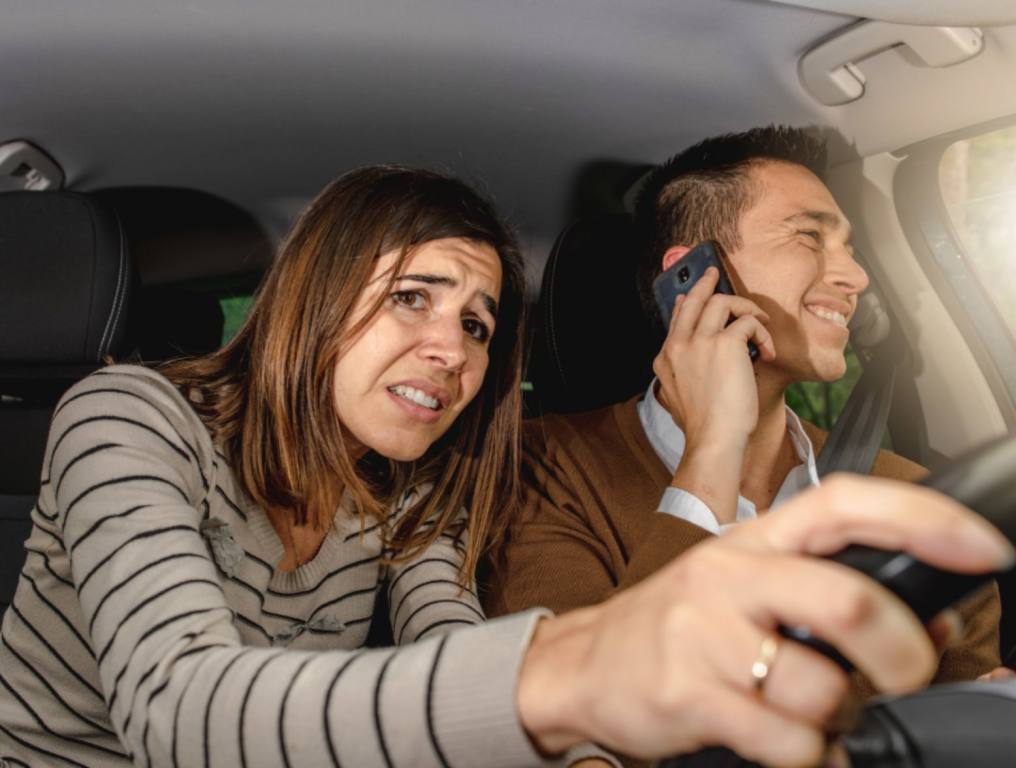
[{"xmin": 3, "ymin": 0, "xmax": 1016, "ymax": 272}]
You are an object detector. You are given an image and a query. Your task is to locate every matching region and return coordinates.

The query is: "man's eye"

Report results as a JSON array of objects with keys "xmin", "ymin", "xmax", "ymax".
[
  {"xmin": 391, "ymin": 290, "xmax": 426, "ymax": 309},
  {"xmin": 463, "ymin": 317, "xmax": 491, "ymax": 343},
  {"xmin": 799, "ymin": 229, "xmax": 822, "ymax": 244}
]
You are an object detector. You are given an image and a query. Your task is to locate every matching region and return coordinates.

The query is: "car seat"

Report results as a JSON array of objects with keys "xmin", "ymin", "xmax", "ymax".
[
  {"xmin": 0, "ymin": 191, "xmax": 134, "ymax": 614},
  {"xmin": 94, "ymin": 187, "xmax": 274, "ymax": 362},
  {"xmin": 524, "ymin": 214, "xmax": 661, "ymax": 416}
]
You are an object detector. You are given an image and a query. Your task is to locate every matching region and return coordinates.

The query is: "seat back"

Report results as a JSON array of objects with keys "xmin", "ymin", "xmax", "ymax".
[
  {"xmin": 0, "ymin": 191, "xmax": 134, "ymax": 613},
  {"xmin": 94, "ymin": 186, "xmax": 273, "ymax": 362},
  {"xmin": 525, "ymin": 214, "xmax": 661, "ymax": 416}
]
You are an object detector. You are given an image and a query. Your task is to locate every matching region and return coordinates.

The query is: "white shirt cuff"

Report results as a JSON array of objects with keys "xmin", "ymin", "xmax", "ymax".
[{"xmin": 657, "ymin": 486, "xmax": 721, "ymax": 534}]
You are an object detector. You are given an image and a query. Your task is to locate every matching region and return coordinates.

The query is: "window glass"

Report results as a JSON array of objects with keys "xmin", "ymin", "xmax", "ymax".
[
  {"xmin": 939, "ymin": 125, "xmax": 1016, "ymax": 333},
  {"xmin": 220, "ymin": 296, "xmax": 254, "ymax": 344}
]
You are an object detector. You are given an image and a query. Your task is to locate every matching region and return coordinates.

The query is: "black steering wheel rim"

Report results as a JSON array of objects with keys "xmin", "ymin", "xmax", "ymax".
[{"xmin": 654, "ymin": 432, "xmax": 1016, "ymax": 768}]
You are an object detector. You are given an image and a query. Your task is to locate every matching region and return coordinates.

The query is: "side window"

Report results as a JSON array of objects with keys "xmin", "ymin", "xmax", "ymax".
[
  {"xmin": 939, "ymin": 125, "xmax": 1016, "ymax": 336},
  {"xmin": 220, "ymin": 295, "xmax": 255, "ymax": 344},
  {"xmin": 785, "ymin": 345, "xmax": 861, "ymax": 430}
]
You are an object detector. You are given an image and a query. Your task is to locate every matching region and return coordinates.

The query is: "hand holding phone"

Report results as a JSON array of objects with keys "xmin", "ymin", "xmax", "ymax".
[{"xmin": 652, "ymin": 241, "xmax": 760, "ymax": 363}]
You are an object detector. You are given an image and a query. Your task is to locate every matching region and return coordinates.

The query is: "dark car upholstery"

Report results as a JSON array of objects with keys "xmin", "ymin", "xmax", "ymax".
[
  {"xmin": 0, "ymin": 191, "xmax": 134, "ymax": 614},
  {"xmin": 94, "ymin": 187, "xmax": 274, "ymax": 362},
  {"xmin": 524, "ymin": 214, "xmax": 660, "ymax": 417}
]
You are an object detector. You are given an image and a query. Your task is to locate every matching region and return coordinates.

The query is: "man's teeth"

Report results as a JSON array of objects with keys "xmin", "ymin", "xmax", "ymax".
[
  {"xmin": 809, "ymin": 306, "xmax": 848, "ymax": 328},
  {"xmin": 389, "ymin": 385, "xmax": 440, "ymax": 410}
]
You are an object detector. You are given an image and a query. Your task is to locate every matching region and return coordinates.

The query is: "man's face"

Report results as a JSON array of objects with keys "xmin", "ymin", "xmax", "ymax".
[{"xmin": 724, "ymin": 160, "xmax": 869, "ymax": 383}]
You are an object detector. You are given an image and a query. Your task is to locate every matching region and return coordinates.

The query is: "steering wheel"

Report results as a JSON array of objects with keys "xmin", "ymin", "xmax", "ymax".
[{"xmin": 655, "ymin": 432, "xmax": 1016, "ymax": 768}]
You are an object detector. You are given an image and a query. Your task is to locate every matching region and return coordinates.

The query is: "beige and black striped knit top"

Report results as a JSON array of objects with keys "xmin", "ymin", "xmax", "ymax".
[{"xmin": 0, "ymin": 365, "xmax": 552, "ymax": 767}]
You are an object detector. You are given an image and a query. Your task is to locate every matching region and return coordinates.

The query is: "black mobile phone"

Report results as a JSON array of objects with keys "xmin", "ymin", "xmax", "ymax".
[{"xmin": 652, "ymin": 240, "xmax": 760, "ymax": 363}]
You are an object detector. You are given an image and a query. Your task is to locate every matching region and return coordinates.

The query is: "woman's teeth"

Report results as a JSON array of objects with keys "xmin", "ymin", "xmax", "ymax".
[
  {"xmin": 389, "ymin": 385, "xmax": 440, "ymax": 410},
  {"xmin": 808, "ymin": 306, "xmax": 848, "ymax": 328}
]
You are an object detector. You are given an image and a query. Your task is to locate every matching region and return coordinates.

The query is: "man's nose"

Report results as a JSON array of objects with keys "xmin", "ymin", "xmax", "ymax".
[{"xmin": 828, "ymin": 246, "xmax": 870, "ymax": 296}]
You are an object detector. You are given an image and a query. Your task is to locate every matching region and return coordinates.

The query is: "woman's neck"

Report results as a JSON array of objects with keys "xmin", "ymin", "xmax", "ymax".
[{"xmin": 269, "ymin": 509, "xmax": 335, "ymax": 572}]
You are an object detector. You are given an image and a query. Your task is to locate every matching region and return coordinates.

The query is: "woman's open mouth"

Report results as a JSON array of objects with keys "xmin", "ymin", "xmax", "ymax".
[{"xmin": 388, "ymin": 384, "xmax": 442, "ymax": 411}]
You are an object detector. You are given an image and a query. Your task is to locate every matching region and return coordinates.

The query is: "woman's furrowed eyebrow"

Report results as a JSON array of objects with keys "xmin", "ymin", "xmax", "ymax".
[
  {"xmin": 396, "ymin": 273, "xmax": 498, "ymax": 317},
  {"xmin": 398, "ymin": 272, "xmax": 455, "ymax": 286}
]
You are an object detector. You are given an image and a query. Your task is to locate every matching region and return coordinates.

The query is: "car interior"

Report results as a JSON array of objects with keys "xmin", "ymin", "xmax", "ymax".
[{"xmin": 2, "ymin": 0, "xmax": 1016, "ymax": 755}]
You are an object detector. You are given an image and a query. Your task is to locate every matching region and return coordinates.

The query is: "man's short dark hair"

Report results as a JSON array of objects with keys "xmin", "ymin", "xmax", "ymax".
[{"xmin": 633, "ymin": 125, "xmax": 827, "ymax": 325}]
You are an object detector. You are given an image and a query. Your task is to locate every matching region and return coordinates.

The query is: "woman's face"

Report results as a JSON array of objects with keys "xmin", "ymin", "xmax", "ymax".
[{"xmin": 333, "ymin": 237, "xmax": 503, "ymax": 461}]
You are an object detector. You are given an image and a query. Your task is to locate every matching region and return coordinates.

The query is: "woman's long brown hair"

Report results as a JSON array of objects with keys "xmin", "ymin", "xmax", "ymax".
[{"xmin": 160, "ymin": 166, "xmax": 526, "ymax": 582}]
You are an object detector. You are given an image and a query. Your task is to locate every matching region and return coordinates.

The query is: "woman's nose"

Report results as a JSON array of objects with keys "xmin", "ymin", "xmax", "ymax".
[{"xmin": 421, "ymin": 316, "xmax": 467, "ymax": 371}]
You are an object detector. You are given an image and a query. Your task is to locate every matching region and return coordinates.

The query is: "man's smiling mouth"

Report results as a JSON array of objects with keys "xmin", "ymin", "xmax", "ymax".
[
  {"xmin": 806, "ymin": 305, "xmax": 848, "ymax": 328},
  {"xmin": 388, "ymin": 384, "xmax": 441, "ymax": 411}
]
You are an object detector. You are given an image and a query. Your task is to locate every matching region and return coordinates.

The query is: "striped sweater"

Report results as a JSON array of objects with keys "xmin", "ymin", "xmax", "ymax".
[{"xmin": 0, "ymin": 365, "xmax": 554, "ymax": 767}]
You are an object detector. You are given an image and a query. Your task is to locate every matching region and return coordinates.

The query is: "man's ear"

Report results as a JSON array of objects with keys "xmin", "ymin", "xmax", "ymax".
[{"xmin": 661, "ymin": 245, "xmax": 692, "ymax": 272}]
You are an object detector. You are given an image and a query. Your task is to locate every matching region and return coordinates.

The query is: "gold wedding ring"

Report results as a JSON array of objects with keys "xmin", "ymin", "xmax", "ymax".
[{"xmin": 751, "ymin": 634, "xmax": 780, "ymax": 693}]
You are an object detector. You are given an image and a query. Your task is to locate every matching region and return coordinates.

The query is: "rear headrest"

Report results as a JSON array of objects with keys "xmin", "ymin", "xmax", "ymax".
[
  {"xmin": 93, "ymin": 187, "xmax": 272, "ymax": 284},
  {"xmin": 526, "ymin": 215, "xmax": 661, "ymax": 415},
  {"xmin": 133, "ymin": 286, "xmax": 225, "ymax": 361},
  {"xmin": 0, "ymin": 191, "xmax": 132, "ymax": 370},
  {"xmin": 93, "ymin": 187, "xmax": 272, "ymax": 362}
]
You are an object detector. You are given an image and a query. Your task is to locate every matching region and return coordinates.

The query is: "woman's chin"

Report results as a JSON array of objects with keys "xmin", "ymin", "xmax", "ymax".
[{"xmin": 363, "ymin": 434, "xmax": 433, "ymax": 463}]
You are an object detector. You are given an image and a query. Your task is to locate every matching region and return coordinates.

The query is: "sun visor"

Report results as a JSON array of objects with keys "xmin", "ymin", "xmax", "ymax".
[{"xmin": 799, "ymin": 21, "xmax": 985, "ymax": 106}]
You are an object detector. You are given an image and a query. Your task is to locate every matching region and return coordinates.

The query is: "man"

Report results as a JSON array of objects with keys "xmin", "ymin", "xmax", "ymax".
[{"xmin": 485, "ymin": 126, "xmax": 1001, "ymax": 692}]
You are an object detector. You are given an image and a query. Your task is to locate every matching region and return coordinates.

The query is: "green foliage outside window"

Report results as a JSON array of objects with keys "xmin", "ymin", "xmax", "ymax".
[{"xmin": 220, "ymin": 296, "xmax": 255, "ymax": 344}]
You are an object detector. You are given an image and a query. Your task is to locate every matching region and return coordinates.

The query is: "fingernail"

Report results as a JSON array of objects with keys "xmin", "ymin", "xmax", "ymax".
[
  {"xmin": 968, "ymin": 523, "xmax": 1016, "ymax": 569},
  {"xmin": 824, "ymin": 742, "xmax": 851, "ymax": 768},
  {"xmin": 999, "ymin": 542, "xmax": 1016, "ymax": 569},
  {"xmin": 943, "ymin": 608, "xmax": 965, "ymax": 646},
  {"xmin": 929, "ymin": 608, "xmax": 965, "ymax": 649}
]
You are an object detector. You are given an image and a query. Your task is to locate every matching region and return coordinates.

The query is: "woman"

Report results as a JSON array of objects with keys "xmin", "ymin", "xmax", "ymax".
[
  {"xmin": 1, "ymin": 165, "xmax": 1010, "ymax": 768},
  {"xmin": 0, "ymin": 165, "xmax": 546, "ymax": 766}
]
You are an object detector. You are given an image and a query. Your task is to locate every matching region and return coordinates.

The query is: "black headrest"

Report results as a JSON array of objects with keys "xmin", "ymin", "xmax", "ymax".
[
  {"xmin": 526, "ymin": 215, "xmax": 660, "ymax": 415},
  {"xmin": 93, "ymin": 187, "xmax": 272, "ymax": 285},
  {"xmin": 0, "ymin": 191, "xmax": 133, "ymax": 377},
  {"xmin": 133, "ymin": 285, "xmax": 225, "ymax": 361},
  {"xmin": 92, "ymin": 187, "xmax": 273, "ymax": 363}
]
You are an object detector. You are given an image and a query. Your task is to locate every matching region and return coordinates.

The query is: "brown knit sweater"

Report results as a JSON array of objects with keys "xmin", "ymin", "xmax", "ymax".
[{"xmin": 485, "ymin": 394, "xmax": 1001, "ymax": 687}]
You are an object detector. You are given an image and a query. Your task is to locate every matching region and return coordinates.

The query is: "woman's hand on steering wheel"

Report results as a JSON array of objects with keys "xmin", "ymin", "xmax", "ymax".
[{"xmin": 516, "ymin": 474, "xmax": 1014, "ymax": 767}]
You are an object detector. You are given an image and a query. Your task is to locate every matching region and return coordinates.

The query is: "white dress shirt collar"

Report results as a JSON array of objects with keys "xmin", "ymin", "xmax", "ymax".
[{"xmin": 637, "ymin": 379, "xmax": 820, "ymax": 532}]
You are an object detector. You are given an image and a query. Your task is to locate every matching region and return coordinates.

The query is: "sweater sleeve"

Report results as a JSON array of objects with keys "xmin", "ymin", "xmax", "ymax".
[
  {"xmin": 48, "ymin": 368, "xmax": 555, "ymax": 768},
  {"xmin": 388, "ymin": 507, "xmax": 486, "ymax": 645}
]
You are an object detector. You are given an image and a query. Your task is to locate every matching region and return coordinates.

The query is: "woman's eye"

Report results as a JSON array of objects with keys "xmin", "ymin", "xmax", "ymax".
[
  {"xmin": 463, "ymin": 317, "xmax": 491, "ymax": 343},
  {"xmin": 391, "ymin": 290, "xmax": 426, "ymax": 310}
]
